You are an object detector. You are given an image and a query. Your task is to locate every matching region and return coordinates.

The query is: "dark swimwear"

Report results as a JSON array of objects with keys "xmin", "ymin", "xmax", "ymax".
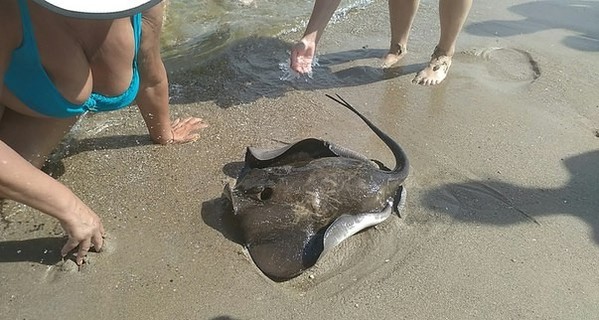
[{"xmin": 3, "ymin": 0, "xmax": 142, "ymax": 118}]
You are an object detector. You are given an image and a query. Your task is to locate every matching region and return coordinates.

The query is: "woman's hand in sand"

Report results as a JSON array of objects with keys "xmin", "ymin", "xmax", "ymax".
[
  {"xmin": 290, "ymin": 40, "xmax": 316, "ymax": 74},
  {"xmin": 167, "ymin": 117, "xmax": 209, "ymax": 144},
  {"xmin": 59, "ymin": 200, "xmax": 105, "ymax": 266}
]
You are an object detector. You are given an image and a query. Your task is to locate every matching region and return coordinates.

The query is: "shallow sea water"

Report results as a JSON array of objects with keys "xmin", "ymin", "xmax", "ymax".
[{"xmin": 161, "ymin": 0, "xmax": 375, "ymax": 70}]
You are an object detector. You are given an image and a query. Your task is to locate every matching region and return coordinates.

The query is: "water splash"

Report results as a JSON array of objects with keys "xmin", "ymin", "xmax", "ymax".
[
  {"xmin": 278, "ymin": 57, "xmax": 320, "ymax": 82},
  {"xmin": 330, "ymin": 0, "xmax": 373, "ymax": 23}
]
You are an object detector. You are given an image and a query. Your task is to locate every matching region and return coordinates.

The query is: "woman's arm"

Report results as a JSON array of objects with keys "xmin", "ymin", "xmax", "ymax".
[
  {"xmin": 0, "ymin": 142, "xmax": 104, "ymax": 265},
  {"xmin": 301, "ymin": 0, "xmax": 343, "ymax": 45},
  {"xmin": 136, "ymin": 3, "xmax": 207, "ymax": 144}
]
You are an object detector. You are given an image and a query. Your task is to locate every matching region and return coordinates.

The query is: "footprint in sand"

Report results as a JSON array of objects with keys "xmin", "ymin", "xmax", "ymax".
[
  {"xmin": 457, "ymin": 47, "xmax": 540, "ymax": 91},
  {"xmin": 44, "ymin": 234, "xmax": 117, "ymax": 282}
]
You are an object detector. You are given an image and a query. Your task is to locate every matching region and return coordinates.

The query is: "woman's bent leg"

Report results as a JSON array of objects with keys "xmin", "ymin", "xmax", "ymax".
[{"xmin": 0, "ymin": 108, "xmax": 77, "ymax": 168}]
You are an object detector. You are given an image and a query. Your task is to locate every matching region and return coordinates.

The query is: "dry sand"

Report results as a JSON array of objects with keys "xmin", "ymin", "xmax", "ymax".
[{"xmin": 1, "ymin": 0, "xmax": 598, "ymax": 319}]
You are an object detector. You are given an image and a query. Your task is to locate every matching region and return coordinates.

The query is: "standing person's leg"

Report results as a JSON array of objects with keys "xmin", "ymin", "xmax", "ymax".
[
  {"xmin": 412, "ymin": 0, "xmax": 472, "ymax": 85},
  {"xmin": 0, "ymin": 108, "xmax": 77, "ymax": 168},
  {"xmin": 383, "ymin": 0, "xmax": 420, "ymax": 67}
]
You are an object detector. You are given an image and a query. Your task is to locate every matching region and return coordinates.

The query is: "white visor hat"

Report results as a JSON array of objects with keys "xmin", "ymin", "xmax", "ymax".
[{"xmin": 31, "ymin": 0, "xmax": 162, "ymax": 19}]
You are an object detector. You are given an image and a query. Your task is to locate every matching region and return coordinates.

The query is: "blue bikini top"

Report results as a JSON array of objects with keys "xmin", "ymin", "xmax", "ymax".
[{"xmin": 3, "ymin": 0, "xmax": 142, "ymax": 118}]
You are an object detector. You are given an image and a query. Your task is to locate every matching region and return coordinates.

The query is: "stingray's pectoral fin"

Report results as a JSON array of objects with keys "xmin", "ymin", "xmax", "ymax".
[
  {"xmin": 326, "ymin": 142, "xmax": 374, "ymax": 165},
  {"xmin": 321, "ymin": 200, "xmax": 395, "ymax": 258},
  {"xmin": 394, "ymin": 186, "xmax": 407, "ymax": 218},
  {"xmin": 247, "ymin": 145, "xmax": 294, "ymax": 162},
  {"xmin": 245, "ymin": 138, "xmax": 337, "ymax": 169},
  {"xmin": 247, "ymin": 227, "xmax": 320, "ymax": 282}
]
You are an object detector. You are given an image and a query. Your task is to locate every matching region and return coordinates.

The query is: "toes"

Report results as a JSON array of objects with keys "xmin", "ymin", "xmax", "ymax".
[
  {"xmin": 412, "ymin": 69, "xmax": 446, "ymax": 86},
  {"xmin": 413, "ymin": 76, "xmax": 427, "ymax": 85}
]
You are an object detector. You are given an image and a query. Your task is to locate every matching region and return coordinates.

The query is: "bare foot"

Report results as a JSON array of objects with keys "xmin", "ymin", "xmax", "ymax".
[
  {"xmin": 412, "ymin": 47, "xmax": 453, "ymax": 85},
  {"xmin": 382, "ymin": 43, "xmax": 407, "ymax": 68}
]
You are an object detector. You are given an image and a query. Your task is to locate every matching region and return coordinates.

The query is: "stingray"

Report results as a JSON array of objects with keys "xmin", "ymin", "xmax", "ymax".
[{"xmin": 224, "ymin": 94, "xmax": 409, "ymax": 281}]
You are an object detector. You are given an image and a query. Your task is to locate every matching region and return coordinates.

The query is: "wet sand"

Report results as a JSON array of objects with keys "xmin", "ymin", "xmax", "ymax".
[{"xmin": 2, "ymin": 0, "xmax": 599, "ymax": 319}]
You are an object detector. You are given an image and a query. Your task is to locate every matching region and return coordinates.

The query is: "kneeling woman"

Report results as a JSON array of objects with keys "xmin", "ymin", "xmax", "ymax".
[{"xmin": 0, "ymin": 0, "xmax": 207, "ymax": 266}]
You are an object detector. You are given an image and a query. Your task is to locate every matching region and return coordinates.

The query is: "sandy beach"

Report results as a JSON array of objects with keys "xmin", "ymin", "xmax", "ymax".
[{"xmin": 1, "ymin": 0, "xmax": 598, "ymax": 319}]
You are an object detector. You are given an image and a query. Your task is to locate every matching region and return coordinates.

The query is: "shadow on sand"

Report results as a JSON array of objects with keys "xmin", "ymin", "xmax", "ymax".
[
  {"xmin": 422, "ymin": 150, "xmax": 599, "ymax": 244},
  {"xmin": 41, "ymin": 134, "xmax": 155, "ymax": 178},
  {"xmin": 466, "ymin": 0, "xmax": 599, "ymax": 52},
  {"xmin": 201, "ymin": 192, "xmax": 244, "ymax": 247},
  {"xmin": 200, "ymin": 160, "xmax": 250, "ymax": 247},
  {"xmin": 0, "ymin": 237, "xmax": 66, "ymax": 265}
]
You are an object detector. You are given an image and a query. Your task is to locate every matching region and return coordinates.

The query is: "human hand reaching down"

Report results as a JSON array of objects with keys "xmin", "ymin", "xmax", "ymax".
[
  {"xmin": 59, "ymin": 200, "xmax": 105, "ymax": 266},
  {"xmin": 290, "ymin": 40, "xmax": 317, "ymax": 75}
]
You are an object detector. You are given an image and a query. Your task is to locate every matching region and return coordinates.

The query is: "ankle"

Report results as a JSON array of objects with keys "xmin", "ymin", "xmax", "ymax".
[
  {"xmin": 433, "ymin": 45, "xmax": 454, "ymax": 58},
  {"xmin": 388, "ymin": 42, "xmax": 407, "ymax": 56}
]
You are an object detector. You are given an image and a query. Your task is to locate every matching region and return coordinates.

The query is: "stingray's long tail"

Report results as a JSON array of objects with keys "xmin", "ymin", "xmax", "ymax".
[{"xmin": 325, "ymin": 94, "xmax": 409, "ymax": 183}]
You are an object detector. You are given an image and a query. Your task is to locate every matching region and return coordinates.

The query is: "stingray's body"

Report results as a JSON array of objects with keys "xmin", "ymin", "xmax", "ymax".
[{"xmin": 225, "ymin": 95, "xmax": 409, "ymax": 281}]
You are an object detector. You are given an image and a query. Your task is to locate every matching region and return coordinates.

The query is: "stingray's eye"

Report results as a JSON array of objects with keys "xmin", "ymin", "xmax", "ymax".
[
  {"xmin": 258, "ymin": 187, "xmax": 273, "ymax": 201},
  {"xmin": 245, "ymin": 186, "xmax": 273, "ymax": 201}
]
